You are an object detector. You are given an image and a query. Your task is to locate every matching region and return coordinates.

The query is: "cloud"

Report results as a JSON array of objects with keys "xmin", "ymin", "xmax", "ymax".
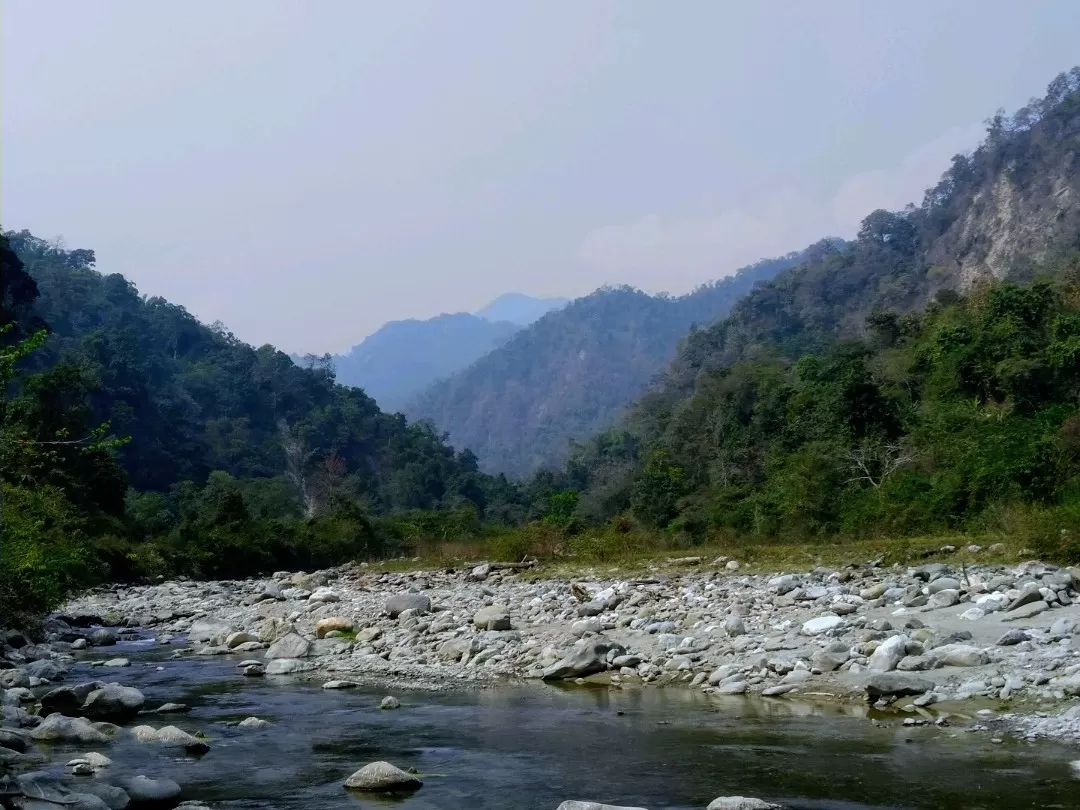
[
  {"xmin": 578, "ymin": 122, "xmax": 986, "ymax": 291},
  {"xmin": 830, "ymin": 122, "xmax": 985, "ymax": 230}
]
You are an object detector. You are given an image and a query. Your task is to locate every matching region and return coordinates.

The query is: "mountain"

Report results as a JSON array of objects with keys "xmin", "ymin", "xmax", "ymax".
[
  {"xmin": 565, "ymin": 67, "xmax": 1080, "ymax": 537},
  {"xmin": 405, "ymin": 249, "xmax": 818, "ymax": 476},
  {"xmin": 326, "ymin": 313, "xmax": 521, "ymax": 412},
  {"xmin": 475, "ymin": 292, "xmax": 568, "ymax": 325},
  {"xmin": 4, "ymin": 230, "xmax": 511, "ymax": 516}
]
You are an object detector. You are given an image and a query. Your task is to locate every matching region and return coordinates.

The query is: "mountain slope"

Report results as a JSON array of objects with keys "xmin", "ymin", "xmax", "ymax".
[
  {"xmin": 327, "ymin": 313, "xmax": 521, "ymax": 412},
  {"xmin": 475, "ymin": 292, "xmax": 568, "ymax": 325},
  {"xmin": 5, "ymin": 230, "xmax": 504, "ymax": 516},
  {"xmin": 639, "ymin": 67, "xmax": 1080, "ymax": 426},
  {"xmin": 569, "ymin": 67, "xmax": 1080, "ymax": 529},
  {"xmin": 406, "ymin": 249, "xmax": 817, "ymax": 476}
]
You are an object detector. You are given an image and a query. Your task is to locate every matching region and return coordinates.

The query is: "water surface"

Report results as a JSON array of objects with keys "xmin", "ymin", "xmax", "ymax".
[{"xmin": 58, "ymin": 637, "xmax": 1080, "ymax": 810}]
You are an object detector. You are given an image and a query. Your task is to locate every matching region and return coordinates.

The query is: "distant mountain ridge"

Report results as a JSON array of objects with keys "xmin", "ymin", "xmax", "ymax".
[
  {"xmin": 405, "ymin": 249, "xmax": 821, "ymax": 476},
  {"xmin": 313, "ymin": 293, "xmax": 567, "ymax": 412},
  {"xmin": 475, "ymin": 293, "xmax": 568, "ymax": 325}
]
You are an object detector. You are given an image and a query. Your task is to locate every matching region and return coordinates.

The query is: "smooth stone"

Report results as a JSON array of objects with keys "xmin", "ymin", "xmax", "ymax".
[
  {"xmin": 801, "ymin": 614, "xmax": 843, "ymax": 635},
  {"xmin": 385, "ymin": 594, "xmax": 431, "ymax": 619},
  {"xmin": 556, "ymin": 804, "xmax": 649, "ymax": 810},
  {"xmin": 928, "ymin": 577, "xmax": 962, "ymax": 594},
  {"xmin": 868, "ymin": 634, "xmax": 908, "ymax": 672},
  {"xmin": 707, "ymin": 798, "xmax": 783, "ymax": 810},
  {"xmin": 380, "ymin": 696, "xmax": 401, "ymax": 710},
  {"xmin": 237, "ymin": 717, "xmax": 270, "ymax": 729},
  {"xmin": 866, "ymin": 672, "xmax": 934, "ymax": 698},
  {"xmin": 474, "ymin": 605, "xmax": 511, "ymax": 631},
  {"xmin": 186, "ymin": 618, "xmax": 234, "ymax": 643},
  {"xmin": 308, "ymin": 587, "xmax": 340, "ymax": 603},
  {"xmin": 82, "ymin": 684, "xmax": 146, "ymax": 721},
  {"xmin": 928, "ymin": 589, "xmax": 960, "ymax": 608},
  {"xmin": 122, "ymin": 775, "xmax": 182, "ymax": 806},
  {"xmin": 343, "ymin": 761, "xmax": 422, "ymax": 792},
  {"xmin": 30, "ymin": 714, "xmax": 111, "ymax": 744},
  {"xmin": 264, "ymin": 633, "xmax": 312, "ymax": 660},
  {"xmin": 323, "ymin": 680, "xmax": 360, "ymax": 689},
  {"xmin": 131, "ymin": 725, "xmax": 209, "ymax": 754},
  {"xmin": 264, "ymin": 659, "xmax": 315, "ymax": 675}
]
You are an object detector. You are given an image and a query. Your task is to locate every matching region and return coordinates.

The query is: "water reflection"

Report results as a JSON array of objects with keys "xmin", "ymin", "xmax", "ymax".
[{"xmin": 58, "ymin": 640, "xmax": 1080, "ymax": 810}]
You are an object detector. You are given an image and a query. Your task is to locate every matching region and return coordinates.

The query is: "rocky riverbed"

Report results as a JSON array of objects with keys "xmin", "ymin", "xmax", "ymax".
[
  {"xmin": 6, "ymin": 554, "xmax": 1080, "ymax": 808},
  {"xmin": 60, "ymin": 555, "xmax": 1080, "ymax": 714}
]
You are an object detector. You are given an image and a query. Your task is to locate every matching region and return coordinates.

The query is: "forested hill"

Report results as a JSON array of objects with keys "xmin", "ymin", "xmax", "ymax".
[
  {"xmin": 561, "ymin": 68, "xmax": 1080, "ymax": 538},
  {"xmin": 4, "ymin": 230, "xmax": 511, "ymax": 516},
  {"xmin": 320, "ymin": 313, "xmax": 522, "ymax": 413},
  {"xmin": 644, "ymin": 68, "xmax": 1080, "ymax": 418},
  {"xmin": 405, "ymin": 249, "xmax": 817, "ymax": 477}
]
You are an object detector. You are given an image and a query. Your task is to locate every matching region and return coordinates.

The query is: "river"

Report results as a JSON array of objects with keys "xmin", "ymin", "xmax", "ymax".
[{"xmin": 59, "ymin": 635, "xmax": 1080, "ymax": 809}]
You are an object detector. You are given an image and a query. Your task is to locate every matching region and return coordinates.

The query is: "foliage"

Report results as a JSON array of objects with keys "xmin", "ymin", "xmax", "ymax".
[
  {"xmin": 406, "ymin": 249, "xmax": 818, "ymax": 477},
  {"xmin": 567, "ymin": 278, "xmax": 1080, "ymax": 550}
]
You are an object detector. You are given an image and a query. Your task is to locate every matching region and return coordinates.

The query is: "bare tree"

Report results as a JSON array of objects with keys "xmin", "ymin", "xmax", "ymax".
[
  {"xmin": 843, "ymin": 442, "xmax": 913, "ymax": 489},
  {"xmin": 278, "ymin": 418, "xmax": 317, "ymax": 517}
]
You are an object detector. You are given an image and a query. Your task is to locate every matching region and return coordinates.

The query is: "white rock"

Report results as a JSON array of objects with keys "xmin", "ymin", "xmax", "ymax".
[
  {"xmin": 868, "ymin": 634, "xmax": 909, "ymax": 672},
  {"xmin": 801, "ymin": 615, "xmax": 843, "ymax": 635}
]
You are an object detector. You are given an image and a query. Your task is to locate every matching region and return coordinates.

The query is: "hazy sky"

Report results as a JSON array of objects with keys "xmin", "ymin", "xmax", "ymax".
[{"xmin": 3, "ymin": 1, "xmax": 1079, "ymax": 353}]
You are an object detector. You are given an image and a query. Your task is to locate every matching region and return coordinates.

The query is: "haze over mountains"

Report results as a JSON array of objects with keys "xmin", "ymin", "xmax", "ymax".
[
  {"xmin": 299, "ymin": 294, "xmax": 567, "ymax": 413},
  {"xmin": 404, "ymin": 251, "xmax": 819, "ymax": 476}
]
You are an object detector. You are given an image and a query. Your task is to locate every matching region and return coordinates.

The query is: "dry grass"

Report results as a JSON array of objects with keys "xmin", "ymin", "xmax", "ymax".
[{"xmin": 362, "ymin": 532, "xmax": 1031, "ymax": 580}]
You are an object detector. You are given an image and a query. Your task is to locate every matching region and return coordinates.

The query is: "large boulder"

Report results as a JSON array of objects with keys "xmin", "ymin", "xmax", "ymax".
[
  {"xmin": 707, "ymin": 799, "xmax": 783, "ymax": 810},
  {"xmin": 0, "ymin": 669, "xmax": 30, "ymax": 689},
  {"xmin": 81, "ymin": 684, "xmax": 146, "ymax": 721},
  {"xmin": 131, "ymin": 725, "xmax": 209, "ymax": 754},
  {"xmin": 264, "ymin": 659, "xmax": 316, "ymax": 676},
  {"xmin": 474, "ymin": 605, "xmax": 511, "ymax": 631},
  {"xmin": 29, "ymin": 714, "xmax": 111, "ymax": 744},
  {"xmin": 224, "ymin": 632, "xmax": 259, "ymax": 649},
  {"xmin": 868, "ymin": 635, "xmax": 908, "ymax": 672},
  {"xmin": 931, "ymin": 643, "xmax": 988, "ymax": 668},
  {"xmin": 264, "ymin": 633, "xmax": 312, "ymax": 660},
  {"xmin": 865, "ymin": 673, "xmax": 934, "ymax": 699},
  {"xmin": 385, "ymin": 594, "xmax": 431, "ymax": 619},
  {"xmin": 41, "ymin": 682, "xmax": 106, "ymax": 716},
  {"xmin": 77, "ymin": 782, "xmax": 131, "ymax": 810},
  {"xmin": 542, "ymin": 638, "xmax": 626, "ymax": 681},
  {"xmin": 308, "ymin": 587, "xmax": 340, "ymax": 604},
  {"xmin": 186, "ymin": 618, "xmax": 234, "ymax": 644},
  {"xmin": 88, "ymin": 628, "xmax": 119, "ymax": 647},
  {"xmin": 25, "ymin": 659, "xmax": 67, "ymax": 682},
  {"xmin": 121, "ymin": 775, "xmax": 181, "ymax": 807},
  {"xmin": 343, "ymin": 761, "xmax": 422, "ymax": 792}
]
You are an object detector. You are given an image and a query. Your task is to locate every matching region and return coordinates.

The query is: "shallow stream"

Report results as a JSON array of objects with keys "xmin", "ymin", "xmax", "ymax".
[{"xmin": 53, "ymin": 636, "xmax": 1080, "ymax": 809}]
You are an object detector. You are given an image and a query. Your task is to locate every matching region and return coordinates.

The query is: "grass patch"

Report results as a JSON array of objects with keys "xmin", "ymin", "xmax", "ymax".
[{"xmin": 360, "ymin": 531, "xmax": 1030, "ymax": 580}]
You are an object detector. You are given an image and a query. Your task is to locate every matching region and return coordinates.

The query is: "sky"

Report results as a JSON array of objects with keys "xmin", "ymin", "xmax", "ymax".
[{"xmin": 3, "ymin": 1, "xmax": 1079, "ymax": 354}]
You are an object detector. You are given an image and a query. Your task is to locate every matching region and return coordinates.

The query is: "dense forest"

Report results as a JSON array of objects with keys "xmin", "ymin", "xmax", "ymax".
[{"xmin": 406, "ymin": 248, "xmax": 819, "ymax": 476}]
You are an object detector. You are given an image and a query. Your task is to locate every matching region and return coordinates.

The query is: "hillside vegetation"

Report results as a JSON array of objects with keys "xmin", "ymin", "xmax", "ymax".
[
  {"xmin": 552, "ymin": 68, "xmax": 1080, "ymax": 553},
  {"xmin": 0, "ymin": 232, "xmax": 544, "ymax": 621},
  {"xmin": 406, "ymin": 249, "xmax": 816, "ymax": 476}
]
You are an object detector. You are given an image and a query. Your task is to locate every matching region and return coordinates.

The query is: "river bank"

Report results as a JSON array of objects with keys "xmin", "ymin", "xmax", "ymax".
[
  {"xmin": 59, "ymin": 553, "xmax": 1080, "ymax": 726},
  {"xmin": 6, "ymin": 554, "xmax": 1080, "ymax": 807}
]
